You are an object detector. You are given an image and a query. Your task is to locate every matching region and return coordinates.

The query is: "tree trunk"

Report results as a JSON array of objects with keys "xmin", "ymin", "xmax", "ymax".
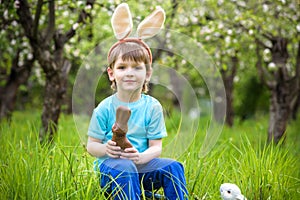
[
  {"xmin": 16, "ymin": 0, "xmax": 94, "ymax": 142},
  {"xmin": 0, "ymin": 51, "xmax": 34, "ymax": 121},
  {"xmin": 39, "ymin": 58, "xmax": 70, "ymax": 142},
  {"xmin": 267, "ymin": 85, "xmax": 290, "ymax": 143},
  {"xmin": 291, "ymin": 93, "xmax": 300, "ymax": 119},
  {"xmin": 219, "ymin": 55, "xmax": 238, "ymax": 127},
  {"xmin": 291, "ymin": 41, "xmax": 300, "ymax": 119},
  {"xmin": 267, "ymin": 37, "xmax": 290, "ymax": 143}
]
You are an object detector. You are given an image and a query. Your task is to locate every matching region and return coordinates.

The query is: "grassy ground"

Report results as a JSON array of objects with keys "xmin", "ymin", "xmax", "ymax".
[{"xmin": 0, "ymin": 111, "xmax": 299, "ymax": 199}]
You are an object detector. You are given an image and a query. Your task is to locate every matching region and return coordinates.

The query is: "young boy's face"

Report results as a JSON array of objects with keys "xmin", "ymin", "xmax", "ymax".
[{"xmin": 107, "ymin": 56, "xmax": 152, "ymax": 94}]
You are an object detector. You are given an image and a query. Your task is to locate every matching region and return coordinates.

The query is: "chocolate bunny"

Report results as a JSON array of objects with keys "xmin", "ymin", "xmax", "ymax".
[{"xmin": 111, "ymin": 106, "xmax": 133, "ymax": 150}]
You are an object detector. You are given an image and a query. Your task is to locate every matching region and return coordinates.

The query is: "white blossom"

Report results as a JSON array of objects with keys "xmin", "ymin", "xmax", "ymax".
[
  {"xmin": 263, "ymin": 48, "xmax": 271, "ymax": 62},
  {"xmin": 85, "ymin": 5, "xmax": 92, "ymax": 10},
  {"xmin": 218, "ymin": 23, "xmax": 224, "ymax": 29},
  {"xmin": 191, "ymin": 16, "xmax": 198, "ymax": 24},
  {"xmin": 218, "ymin": 0, "xmax": 224, "ymax": 5},
  {"xmin": 205, "ymin": 35, "xmax": 211, "ymax": 41},
  {"xmin": 65, "ymin": 44, "xmax": 71, "ymax": 53},
  {"xmin": 263, "ymin": 4, "xmax": 269, "ymax": 12},
  {"xmin": 12, "ymin": 20, "xmax": 18, "ymax": 27},
  {"xmin": 77, "ymin": 1, "xmax": 84, "ymax": 7},
  {"xmin": 63, "ymin": 11, "xmax": 69, "ymax": 17},
  {"xmin": 297, "ymin": 24, "xmax": 300, "ymax": 32},
  {"xmin": 72, "ymin": 23, "xmax": 79, "ymax": 30},
  {"xmin": 268, "ymin": 62, "xmax": 276, "ymax": 70},
  {"xmin": 18, "ymin": 60, "xmax": 24, "ymax": 66},
  {"xmin": 4, "ymin": 10, "xmax": 8, "ymax": 19},
  {"xmin": 85, "ymin": 63, "xmax": 91, "ymax": 70},
  {"xmin": 27, "ymin": 53, "xmax": 33, "ymax": 60},
  {"xmin": 234, "ymin": 76, "xmax": 239, "ymax": 83},
  {"xmin": 189, "ymin": 108, "xmax": 200, "ymax": 120},
  {"xmin": 58, "ymin": 24, "xmax": 65, "ymax": 29},
  {"xmin": 73, "ymin": 49, "xmax": 80, "ymax": 57},
  {"xmin": 14, "ymin": 0, "xmax": 20, "ymax": 9},
  {"xmin": 225, "ymin": 36, "xmax": 231, "ymax": 44},
  {"xmin": 238, "ymin": 1, "xmax": 246, "ymax": 7},
  {"xmin": 214, "ymin": 32, "xmax": 221, "ymax": 37}
]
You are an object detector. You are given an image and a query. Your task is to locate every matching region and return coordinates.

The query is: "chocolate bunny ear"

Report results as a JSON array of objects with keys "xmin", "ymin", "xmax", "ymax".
[
  {"xmin": 137, "ymin": 6, "xmax": 165, "ymax": 39},
  {"xmin": 111, "ymin": 3, "xmax": 133, "ymax": 40}
]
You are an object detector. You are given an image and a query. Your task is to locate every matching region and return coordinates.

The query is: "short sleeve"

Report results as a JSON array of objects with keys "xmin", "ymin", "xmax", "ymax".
[
  {"xmin": 147, "ymin": 102, "xmax": 167, "ymax": 140},
  {"xmin": 87, "ymin": 106, "xmax": 108, "ymax": 140}
]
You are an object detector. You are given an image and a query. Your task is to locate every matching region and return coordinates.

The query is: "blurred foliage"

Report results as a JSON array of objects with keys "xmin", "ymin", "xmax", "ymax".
[{"xmin": 0, "ymin": 0, "xmax": 299, "ymax": 118}]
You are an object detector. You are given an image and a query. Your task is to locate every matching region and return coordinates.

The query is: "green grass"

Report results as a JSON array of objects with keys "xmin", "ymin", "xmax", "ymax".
[{"xmin": 0, "ymin": 111, "xmax": 299, "ymax": 199}]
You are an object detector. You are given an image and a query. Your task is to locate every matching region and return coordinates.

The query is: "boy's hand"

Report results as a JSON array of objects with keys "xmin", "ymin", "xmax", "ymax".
[
  {"xmin": 106, "ymin": 140, "xmax": 122, "ymax": 158},
  {"xmin": 120, "ymin": 147, "xmax": 141, "ymax": 163}
]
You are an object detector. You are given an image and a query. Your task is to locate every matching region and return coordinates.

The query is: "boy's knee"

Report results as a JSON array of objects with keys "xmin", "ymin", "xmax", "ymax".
[
  {"xmin": 118, "ymin": 159, "xmax": 137, "ymax": 172},
  {"xmin": 168, "ymin": 160, "xmax": 184, "ymax": 172},
  {"xmin": 103, "ymin": 158, "xmax": 138, "ymax": 173},
  {"xmin": 115, "ymin": 159, "xmax": 137, "ymax": 173}
]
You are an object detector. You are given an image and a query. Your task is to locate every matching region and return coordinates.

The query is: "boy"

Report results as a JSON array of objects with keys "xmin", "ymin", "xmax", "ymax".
[{"xmin": 86, "ymin": 40, "xmax": 188, "ymax": 199}]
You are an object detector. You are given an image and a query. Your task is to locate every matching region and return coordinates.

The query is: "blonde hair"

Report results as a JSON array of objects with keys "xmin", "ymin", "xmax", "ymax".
[{"xmin": 108, "ymin": 41, "xmax": 152, "ymax": 93}]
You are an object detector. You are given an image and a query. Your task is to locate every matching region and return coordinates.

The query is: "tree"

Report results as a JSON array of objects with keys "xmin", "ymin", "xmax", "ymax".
[
  {"xmin": 0, "ymin": 1, "xmax": 35, "ymax": 120},
  {"xmin": 173, "ymin": 0, "xmax": 300, "ymax": 141},
  {"xmin": 232, "ymin": 0, "xmax": 300, "ymax": 143},
  {"xmin": 176, "ymin": 1, "xmax": 250, "ymax": 126},
  {"xmin": 15, "ymin": 0, "xmax": 95, "ymax": 142}
]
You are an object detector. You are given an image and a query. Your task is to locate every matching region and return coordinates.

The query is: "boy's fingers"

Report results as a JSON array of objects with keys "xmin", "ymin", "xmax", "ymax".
[
  {"xmin": 124, "ymin": 147, "xmax": 137, "ymax": 153},
  {"xmin": 107, "ymin": 140, "xmax": 116, "ymax": 146},
  {"xmin": 107, "ymin": 149, "xmax": 121, "ymax": 157}
]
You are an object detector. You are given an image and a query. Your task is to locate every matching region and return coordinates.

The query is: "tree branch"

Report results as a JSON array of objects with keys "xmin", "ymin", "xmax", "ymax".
[
  {"xmin": 16, "ymin": 0, "xmax": 35, "ymax": 41},
  {"xmin": 255, "ymin": 39, "xmax": 274, "ymax": 89},
  {"xmin": 296, "ymin": 40, "xmax": 300, "ymax": 81},
  {"xmin": 290, "ymin": 40, "xmax": 300, "ymax": 98},
  {"xmin": 152, "ymin": 0, "xmax": 178, "ymax": 62},
  {"xmin": 262, "ymin": 32, "xmax": 274, "ymax": 41},
  {"xmin": 44, "ymin": 0, "xmax": 55, "ymax": 44},
  {"xmin": 255, "ymin": 35, "xmax": 272, "ymax": 49},
  {"xmin": 33, "ymin": 0, "xmax": 43, "ymax": 40},
  {"xmin": 60, "ymin": 0, "xmax": 95, "ymax": 45}
]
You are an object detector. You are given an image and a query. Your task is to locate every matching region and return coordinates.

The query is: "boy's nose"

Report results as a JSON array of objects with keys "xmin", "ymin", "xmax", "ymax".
[{"xmin": 125, "ymin": 67, "xmax": 134, "ymax": 75}]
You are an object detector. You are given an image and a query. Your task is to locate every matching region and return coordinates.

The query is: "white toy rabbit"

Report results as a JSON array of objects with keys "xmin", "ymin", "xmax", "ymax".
[{"xmin": 220, "ymin": 183, "xmax": 247, "ymax": 200}]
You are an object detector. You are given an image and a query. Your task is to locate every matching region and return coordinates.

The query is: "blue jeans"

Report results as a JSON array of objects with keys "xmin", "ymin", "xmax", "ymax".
[{"xmin": 99, "ymin": 158, "xmax": 188, "ymax": 200}]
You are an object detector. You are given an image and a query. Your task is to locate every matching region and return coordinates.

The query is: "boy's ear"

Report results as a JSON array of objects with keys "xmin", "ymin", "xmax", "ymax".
[
  {"xmin": 107, "ymin": 67, "xmax": 115, "ymax": 81},
  {"xmin": 145, "ymin": 67, "xmax": 153, "ymax": 81}
]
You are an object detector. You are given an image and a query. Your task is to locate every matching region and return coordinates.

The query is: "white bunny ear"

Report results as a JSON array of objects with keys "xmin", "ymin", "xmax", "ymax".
[
  {"xmin": 111, "ymin": 3, "xmax": 133, "ymax": 40},
  {"xmin": 137, "ymin": 6, "xmax": 165, "ymax": 39}
]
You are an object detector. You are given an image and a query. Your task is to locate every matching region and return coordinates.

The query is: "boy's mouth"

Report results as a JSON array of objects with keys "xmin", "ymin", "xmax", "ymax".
[{"xmin": 124, "ymin": 80, "xmax": 135, "ymax": 83}]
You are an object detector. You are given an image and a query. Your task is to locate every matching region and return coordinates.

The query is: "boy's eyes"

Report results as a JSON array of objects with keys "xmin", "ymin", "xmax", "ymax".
[
  {"xmin": 135, "ymin": 66, "xmax": 143, "ymax": 69},
  {"xmin": 116, "ymin": 65, "xmax": 144, "ymax": 70},
  {"xmin": 116, "ymin": 65, "xmax": 126, "ymax": 69}
]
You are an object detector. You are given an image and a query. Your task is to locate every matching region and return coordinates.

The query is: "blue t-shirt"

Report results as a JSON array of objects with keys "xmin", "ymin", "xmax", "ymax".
[{"xmin": 88, "ymin": 93, "xmax": 167, "ymax": 164}]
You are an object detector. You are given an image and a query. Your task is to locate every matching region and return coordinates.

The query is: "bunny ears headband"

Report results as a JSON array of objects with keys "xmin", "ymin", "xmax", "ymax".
[{"xmin": 108, "ymin": 3, "xmax": 166, "ymax": 64}]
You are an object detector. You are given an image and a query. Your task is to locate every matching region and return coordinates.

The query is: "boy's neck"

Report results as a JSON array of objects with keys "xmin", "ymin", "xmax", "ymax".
[{"xmin": 116, "ymin": 91, "xmax": 142, "ymax": 103}]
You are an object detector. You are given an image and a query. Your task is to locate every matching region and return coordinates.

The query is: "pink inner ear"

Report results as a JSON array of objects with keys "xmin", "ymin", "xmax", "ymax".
[
  {"xmin": 137, "ymin": 8, "xmax": 165, "ymax": 39},
  {"xmin": 111, "ymin": 3, "xmax": 133, "ymax": 40}
]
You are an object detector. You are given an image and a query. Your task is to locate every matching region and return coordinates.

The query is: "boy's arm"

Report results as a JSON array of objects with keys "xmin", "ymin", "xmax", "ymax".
[
  {"xmin": 139, "ymin": 139, "xmax": 162, "ymax": 163},
  {"xmin": 86, "ymin": 137, "xmax": 107, "ymax": 158},
  {"xmin": 86, "ymin": 136, "xmax": 121, "ymax": 158}
]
